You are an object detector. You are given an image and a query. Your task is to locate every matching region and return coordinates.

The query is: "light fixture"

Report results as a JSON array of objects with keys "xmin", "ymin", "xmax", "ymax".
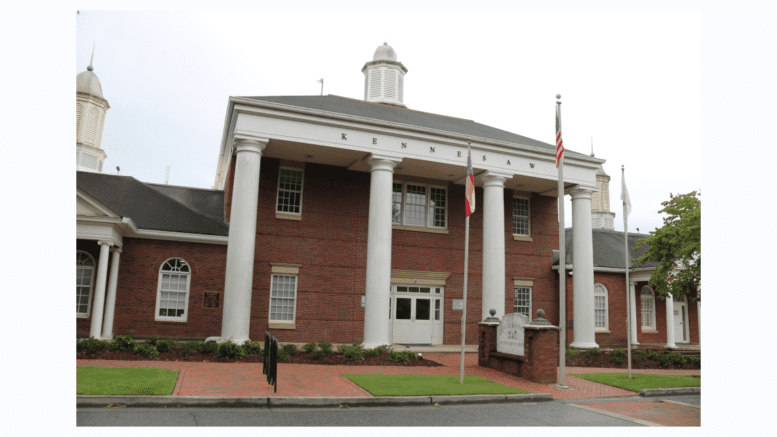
[{"xmin": 417, "ymin": 353, "xmax": 423, "ymax": 360}]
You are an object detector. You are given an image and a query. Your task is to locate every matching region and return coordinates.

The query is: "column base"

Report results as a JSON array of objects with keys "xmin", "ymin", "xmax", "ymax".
[
  {"xmin": 665, "ymin": 343, "xmax": 677, "ymax": 349},
  {"xmin": 362, "ymin": 342, "xmax": 391, "ymax": 350},
  {"xmin": 569, "ymin": 341, "xmax": 599, "ymax": 349},
  {"xmin": 219, "ymin": 336, "xmax": 251, "ymax": 346}
]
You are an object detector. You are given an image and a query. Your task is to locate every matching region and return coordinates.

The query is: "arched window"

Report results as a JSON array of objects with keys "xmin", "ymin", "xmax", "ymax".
[
  {"xmin": 641, "ymin": 286, "xmax": 656, "ymax": 330},
  {"xmin": 594, "ymin": 283, "xmax": 609, "ymax": 330},
  {"xmin": 77, "ymin": 251, "xmax": 96, "ymax": 317},
  {"xmin": 155, "ymin": 258, "xmax": 191, "ymax": 322}
]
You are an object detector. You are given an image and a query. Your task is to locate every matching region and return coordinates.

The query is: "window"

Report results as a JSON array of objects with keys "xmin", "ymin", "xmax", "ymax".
[
  {"xmin": 276, "ymin": 168, "xmax": 304, "ymax": 215},
  {"xmin": 155, "ymin": 258, "xmax": 191, "ymax": 322},
  {"xmin": 76, "ymin": 251, "xmax": 95, "ymax": 317},
  {"xmin": 641, "ymin": 286, "xmax": 656, "ymax": 330},
  {"xmin": 513, "ymin": 287, "xmax": 532, "ymax": 318},
  {"xmin": 513, "ymin": 197, "xmax": 530, "ymax": 236},
  {"xmin": 594, "ymin": 283, "xmax": 609, "ymax": 330},
  {"xmin": 270, "ymin": 274, "xmax": 297, "ymax": 323},
  {"xmin": 391, "ymin": 181, "xmax": 447, "ymax": 229}
]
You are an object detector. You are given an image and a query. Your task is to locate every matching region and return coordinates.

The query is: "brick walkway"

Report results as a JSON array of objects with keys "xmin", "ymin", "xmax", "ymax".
[
  {"xmin": 579, "ymin": 400, "xmax": 700, "ymax": 426},
  {"xmin": 76, "ymin": 353, "xmax": 700, "ymax": 400}
]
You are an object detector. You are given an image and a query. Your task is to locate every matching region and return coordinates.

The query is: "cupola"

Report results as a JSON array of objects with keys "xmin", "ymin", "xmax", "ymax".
[
  {"xmin": 591, "ymin": 164, "xmax": 617, "ymax": 230},
  {"xmin": 361, "ymin": 42, "xmax": 408, "ymax": 107},
  {"xmin": 76, "ymin": 53, "xmax": 110, "ymax": 172}
]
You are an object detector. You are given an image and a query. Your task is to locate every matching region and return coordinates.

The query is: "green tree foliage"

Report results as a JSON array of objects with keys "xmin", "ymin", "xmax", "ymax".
[{"xmin": 634, "ymin": 191, "xmax": 700, "ymax": 302}]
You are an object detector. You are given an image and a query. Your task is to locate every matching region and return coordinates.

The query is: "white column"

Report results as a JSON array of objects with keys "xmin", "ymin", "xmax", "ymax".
[
  {"xmin": 89, "ymin": 240, "xmax": 113, "ymax": 339},
  {"xmin": 629, "ymin": 281, "xmax": 639, "ymax": 345},
  {"xmin": 481, "ymin": 171, "xmax": 511, "ymax": 320},
  {"xmin": 220, "ymin": 136, "xmax": 268, "ymax": 345},
  {"xmin": 101, "ymin": 247, "xmax": 122, "ymax": 339},
  {"xmin": 363, "ymin": 154, "xmax": 401, "ymax": 349},
  {"xmin": 665, "ymin": 293, "xmax": 677, "ymax": 348},
  {"xmin": 569, "ymin": 186, "xmax": 598, "ymax": 349}
]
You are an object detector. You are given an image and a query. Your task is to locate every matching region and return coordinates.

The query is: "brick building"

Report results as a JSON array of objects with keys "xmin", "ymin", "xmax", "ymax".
[{"xmin": 76, "ymin": 43, "xmax": 698, "ymax": 350}]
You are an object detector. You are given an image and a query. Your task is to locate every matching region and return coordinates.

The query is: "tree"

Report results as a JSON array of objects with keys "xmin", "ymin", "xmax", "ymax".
[{"xmin": 634, "ymin": 191, "xmax": 701, "ymax": 302}]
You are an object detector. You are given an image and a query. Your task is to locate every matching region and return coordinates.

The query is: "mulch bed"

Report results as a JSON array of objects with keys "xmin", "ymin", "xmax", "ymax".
[
  {"xmin": 76, "ymin": 349, "xmax": 443, "ymax": 367},
  {"xmin": 565, "ymin": 350, "xmax": 699, "ymax": 370}
]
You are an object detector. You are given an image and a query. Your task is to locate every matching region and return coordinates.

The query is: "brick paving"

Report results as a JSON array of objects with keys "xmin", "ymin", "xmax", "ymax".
[{"xmin": 580, "ymin": 400, "xmax": 700, "ymax": 426}]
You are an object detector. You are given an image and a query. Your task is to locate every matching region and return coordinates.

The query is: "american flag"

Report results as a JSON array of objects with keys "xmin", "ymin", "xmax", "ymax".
[
  {"xmin": 556, "ymin": 106, "xmax": 565, "ymax": 168},
  {"xmin": 465, "ymin": 139, "xmax": 475, "ymax": 216}
]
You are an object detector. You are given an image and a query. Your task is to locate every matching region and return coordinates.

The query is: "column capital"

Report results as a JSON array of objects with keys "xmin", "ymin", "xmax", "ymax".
[
  {"xmin": 110, "ymin": 247, "xmax": 123, "ymax": 254},
  {"xmin": 233, "ymin": 131, "xmax": 269, "ymax": 155},
  {"xmin": 480, "ymin": 171, "xmax": 512, "ymax": 187},
  {"xmin": 367, "ymin": 154, "xmax": 402, "ymax": 172},
  {"xmin": 97, "ymin": 240, "xmax": 114, "ymax": 247},
  {"xmin": 569, "ymin": 185, "xmax": 598, "ymax": 200}
]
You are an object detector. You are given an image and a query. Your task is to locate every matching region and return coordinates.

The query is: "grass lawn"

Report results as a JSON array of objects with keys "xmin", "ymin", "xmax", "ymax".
[
  {"xmin": 342, "ymin": 374, "xmax": 530, "ymax": 396},
  {"xmin": 77, "ymin": 367, "xmax": 179, "ymax": 395},
  {"xmin": 572, "ymin": 373, "xmax": 700, "ymax": 392}
]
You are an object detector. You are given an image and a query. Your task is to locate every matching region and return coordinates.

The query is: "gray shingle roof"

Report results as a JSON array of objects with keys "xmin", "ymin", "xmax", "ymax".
[
  {"xmin": 243, "ymin": 95, "xmax": 588, "ymax": 157},
  {"xmin": 77, "ymin": 171, "xmax": 228, "ymax": 236},
  {"xmin": 556, "ymin": 228, "xmax": 660, "ymax": 269}
]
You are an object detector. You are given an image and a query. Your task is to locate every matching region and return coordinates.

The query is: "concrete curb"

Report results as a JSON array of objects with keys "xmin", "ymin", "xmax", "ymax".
[
  {"xmin": 77, "ymin": 393, "xmax": 552, "ymax": 408},
  {"xmin": 639, "ymin": 387, "xmax": 700, "ymax": 397}
]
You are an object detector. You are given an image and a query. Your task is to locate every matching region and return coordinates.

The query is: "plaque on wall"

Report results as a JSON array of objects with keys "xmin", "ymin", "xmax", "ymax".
[
  {"xmin": 452, "ymin": 299, "xmax": 464, "ymax": 311},
  {"xmin": 496, "ymin": 313, "xmax": 529, "ymax": 356},
  {"xmin": 203, "ymin": 292, "xmax": 220, "ymax": 309}
]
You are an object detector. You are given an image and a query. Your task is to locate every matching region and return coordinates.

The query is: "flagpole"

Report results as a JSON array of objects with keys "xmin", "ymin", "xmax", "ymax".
[
  {"xmin": 460, "ymin": 138, "xmax": 473, "ymax": 385},
  {"xmin": 623, "ymin": 165, "xmax": 632, "ymax": 380},
  {"xmin": 556, "ymin": 95, "xmax": 568, "ymax": 389}
]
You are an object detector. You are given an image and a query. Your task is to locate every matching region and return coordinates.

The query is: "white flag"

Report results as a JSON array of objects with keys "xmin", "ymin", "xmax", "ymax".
[{"xmin": 621, "ymin": 174, "xmax": 632, "ymax": 218}]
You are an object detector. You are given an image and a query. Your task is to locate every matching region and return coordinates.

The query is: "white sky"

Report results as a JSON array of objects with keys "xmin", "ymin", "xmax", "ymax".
[{"xmin": 75, "ymin": 9, "xmax": 700, "ymax": 235}]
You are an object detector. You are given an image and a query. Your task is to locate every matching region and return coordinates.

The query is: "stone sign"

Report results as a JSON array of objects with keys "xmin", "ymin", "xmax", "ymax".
[
  {"xmin": 452, "ymin": 299, "xmax": 464, "ymax": 311},
  {"xmin": 496, "ymin": 312, "xmax": 529, "ymax": 356}
]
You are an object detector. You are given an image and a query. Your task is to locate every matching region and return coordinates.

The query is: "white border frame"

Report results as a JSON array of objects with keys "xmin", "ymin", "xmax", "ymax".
[
  {"xmin": 513, "ymin": 286, "xmax": 532, "ymax": 319},
  {"xmin": 594, "ymin": 283, "xmax": 609, "ymax": 331},
  {"xmin": 76, "ymin": 250, "xmax": 96, "ymax": 319},
  {"xmin": 268, "ymin": 273, "xmax": 299, "ymax": 324},
  {"xmin": 390, "ymin": 284, "xmax": 445, "ymax": 345},
  {"xmin": 393, "ymin": 180, "xmax": 449, "ymax": 231},
  {"xmin": 275, "ymin": 166, "xmax": 305, "ymax": 216},
  {"xmin": 154, "ymin": 257, "xmax": 192, "ymax": 323},
  {"xmin": 640, "ymin": 285, "xmax": 657, "ymax": 330},
  {"xmin": 512, "ymin": 196, "xmax": 531, "ymax": 237}
]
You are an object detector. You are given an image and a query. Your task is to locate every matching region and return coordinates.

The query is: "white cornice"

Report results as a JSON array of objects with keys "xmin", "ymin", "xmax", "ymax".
[
  {"xmin": 130, "ymin": 229, "xmax": 229, "ymax": 245},
  {"xmin": 552, "ymin": 264, "xmax": 655, "ymax": 274}
]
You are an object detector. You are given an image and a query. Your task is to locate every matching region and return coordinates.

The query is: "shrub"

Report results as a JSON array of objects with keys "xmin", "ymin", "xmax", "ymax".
[
  {"xmin": 584, "ymin": 348, "xmax": 601, "ymax": 359},
  {"xmin": 566, "ymin": 348, "xmax": 580, "ymax": 359},
  {"xmin": 388, "ymin": 351, "xmax": 414, "ymax": 363},
  {"xmin": 373, "ymin": 345, "xmax": 390, "ymax": 355},
  {"xmin": 647, "ymin": 351, "xmax": 661, "ymax": 361},
  {"xmin": 200, "ymin": 341, "xmax": 218, "ymax": 354},
  {"xmin": 302, "ymin": 343, "xmax": 317, "ymax": 353},
  {"xmin": 242, "ymin": 341, "xmax": 263, "ymax": 356},
  {"xmin": 276, "ymin": 347, "xmax": 291, "ymax": 361},
  {"xmin": 215, "ymin": 340, "xmax": 245, "ymax": 359},
  {"xmin": 146, "ymin": 335, "xmax": 160, "ymax": 346},
  {"xmin": 340, "ymin": 344, "xmax": 364, "ymax": 361},
  {"xmin": 155, "ymin": 338, "xmax": 178, "ymax": 353},
  {"xmin": 180, "ymin": 340, "xmax": 203, "ymax": 357},
  {"xmin": 363, "ymin": 348, "xmax": 381, "ymax": 358},
  {"xmin": 136, "ymin": 343, "xmax": 160, "ymax": 358},
  {"xmin": 311, "ymin": 349, "xmax": 328, "ymax": 360},
  {"xmin": 79, "ymin": 338, "xmax": 110, "ymax": 354},
  {"xmin": 109, "ymin": 335, "xmax": 137, "ymax": 352},
  {"xmin": 655, "ymin": 353, "xmax": 672, "ymax": 368},
  {"xmin": 318, "ymin": 342, "xmax": 334, "ymax": 357},
  {"xmin": 282, "ymin": 344, "xmax": 299, "ymax": 356},
  {"xmin": 668, "ymin": 352, "xmax": 687, "ymax": 367},
  {"xmin": 632, "ymin": 349, "xmax": 647, "ymax": 362},
  {"xmin": 608, "ymin": 349, "xmax": 625, "ymax": 365},
  {"xmin": 689, "ymin": 356, "xmax": 701, "ymax": 368}
]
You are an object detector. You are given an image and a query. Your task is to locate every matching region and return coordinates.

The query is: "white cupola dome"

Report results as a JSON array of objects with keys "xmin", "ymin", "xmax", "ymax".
[
  {"xmin": 76, "ymin": 58, "xmax": 110, "ymax": 172},
  {"xmin": 591, "ymin": 164, "xmax": 616, "ymax": 230},
  {"xmin": 361, "ymin": 42, "xmax": 408, "ymax": 107}
]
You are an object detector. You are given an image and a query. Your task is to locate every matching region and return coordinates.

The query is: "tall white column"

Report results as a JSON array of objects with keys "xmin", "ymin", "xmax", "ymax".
[
  {"xmin": 363, "ymin": 154, "xmax": 401, "ymax": 349},
  {"xmin": 89, "ymin": 240, "xmax": 113, "ymax": 339},
  {"xmin": 220, "ymin": 136, "xmax": 268, "ymax": 345},
  {"xmin": 629, "ymin": 281, "xmax": 639, "ymax": 345},
  {"xmin": 481, "ymin": 171, "xmax": 511, "ymax": 320},
  {"xmin": 665, "ymin": 293, "xmax": 677, "ymax": 348},
  {"xmin": 101, "ymin": 247, "xmax": 122, "ymax": 339},
  {"xmin": 569, "ymin": 186, "xmax": 598, "ymax": 349}
]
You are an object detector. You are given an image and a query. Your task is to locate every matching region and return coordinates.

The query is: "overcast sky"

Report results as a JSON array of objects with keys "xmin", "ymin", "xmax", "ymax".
[{"xmin": 75, "ymin": 10, "xmax": 701, "ymax": 235}]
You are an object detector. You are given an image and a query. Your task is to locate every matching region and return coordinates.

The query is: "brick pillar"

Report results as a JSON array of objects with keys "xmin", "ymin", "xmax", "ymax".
[
  {"xmin": 524, "ymin": 309, "xmax": 559, "ymax": 384},
  {"xmin": 478, "ymin": 310, "xmax": 501, "ymax": 367}
]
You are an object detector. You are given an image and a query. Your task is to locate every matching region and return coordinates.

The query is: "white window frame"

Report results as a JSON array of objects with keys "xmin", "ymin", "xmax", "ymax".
[
  {"xmin": 513, "ymin": 286, "xmax": 532, "ymax": 319},
  {"xmin": 640, "ymin": 286, "xmax": 657, "ymax": 330},
  {"xmin": 269, "ymin": 274, "xmax": 298, "ymax": 324},
  {"xmin": 76, "ymin": 251, "xmax": 96, "ymax": 318},
  {"xmin": 512, "ymin": 196, "xmax": 531, "ymax": 237},
  {"xmin": 275, "ymin": 167, "xmax": 304, "ymax": 216},
  {"xmin": 154, "ymin": 258, "xmax": 192, "ymax": 323},
  {"xmin": 594, "ymin": 283, "xmax": 609, "ymax": 330},
  {"xmin": 392, "ymin": 180, "xmax": 448, "ymax": 230}
]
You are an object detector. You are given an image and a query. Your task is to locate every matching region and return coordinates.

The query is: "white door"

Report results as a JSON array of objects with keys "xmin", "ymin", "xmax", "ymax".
[
  {"xmin": 412, "ymin": 297, "xmax": 433, "ymax": 344},
  {"xmin": 393, "ymin": 297, "xmax": 413, "ymax": 344},
  {"xmin": 673, "ymin": 300, "xmax": 688, "ymax": 343}
]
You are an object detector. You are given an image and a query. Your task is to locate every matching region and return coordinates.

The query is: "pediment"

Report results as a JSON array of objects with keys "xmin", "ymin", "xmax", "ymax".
[{"xmin": 77, "ymin": 189, "xmax": 119, "ymax": 218}]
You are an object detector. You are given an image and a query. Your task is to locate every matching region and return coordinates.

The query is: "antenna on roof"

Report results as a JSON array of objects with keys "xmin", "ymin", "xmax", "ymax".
[
  {"xmin": 165, "ymin": 166, "xmax": 170, "ymax": 185},
  {"xmin": 317, "ymin": 78, "xmax": 323, "ymax": 96}
]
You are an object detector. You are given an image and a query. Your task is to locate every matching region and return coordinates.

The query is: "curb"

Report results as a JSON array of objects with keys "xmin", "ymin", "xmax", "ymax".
[
  {"xmin": 76, "ymin": 393, "xmax": 552, "ymax": 408},
  {"xmin": 639, "ymin": 387, "xmax": 700, "ymax": 397}
]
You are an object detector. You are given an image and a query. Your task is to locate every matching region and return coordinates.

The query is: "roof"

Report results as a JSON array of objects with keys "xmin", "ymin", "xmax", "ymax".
[
  {"xmin": 555, "ymin": 228, "xmax": 660, "ymax": 269},
  {"xmin": 77, "ymin": 171, "xmax": 228, "ymax": 236},
  {"xmin": 76, "ymin": 68, "xmax": 105, "ymax": 100},
  {"xmin": 243, "ymin": 95, "xmax": 589, "ymax": 157}
]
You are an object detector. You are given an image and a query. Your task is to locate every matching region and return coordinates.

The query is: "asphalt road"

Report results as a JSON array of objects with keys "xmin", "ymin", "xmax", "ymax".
[{"xmin": 76, "ymin": 395, "xmax": 700, "ymax": 426}]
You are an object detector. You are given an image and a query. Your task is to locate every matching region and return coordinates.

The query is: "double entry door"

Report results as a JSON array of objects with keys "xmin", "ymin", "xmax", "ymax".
[{"xmin": 390, "ymin": 285, "xmax": 443, "ymax": 345}]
